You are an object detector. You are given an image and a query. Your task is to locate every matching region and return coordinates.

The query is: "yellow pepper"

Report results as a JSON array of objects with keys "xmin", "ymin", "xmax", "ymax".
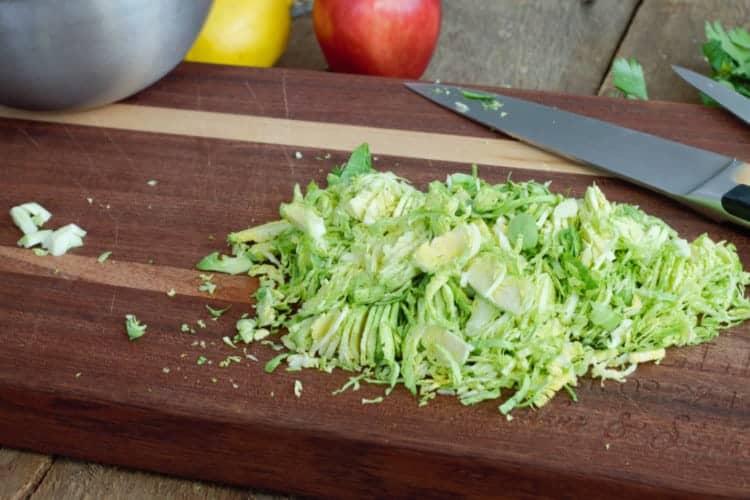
[{"xmin": 185, "ymin": 0, "xmax": 293, "ymax": 67}]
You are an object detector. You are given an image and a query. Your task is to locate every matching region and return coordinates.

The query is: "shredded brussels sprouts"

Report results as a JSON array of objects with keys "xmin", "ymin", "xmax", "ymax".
[{"xmin": 201, "ymin": 144, "xmax": 750, "ymax": 415}]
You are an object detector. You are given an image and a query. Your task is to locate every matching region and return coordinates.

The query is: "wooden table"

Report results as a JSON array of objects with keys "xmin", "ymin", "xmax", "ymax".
[{"xmin": 2, "ymin": 2, "xmax": 748, "ymax": 499}]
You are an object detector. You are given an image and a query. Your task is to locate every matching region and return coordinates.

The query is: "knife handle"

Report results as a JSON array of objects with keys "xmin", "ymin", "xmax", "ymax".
[
  {"xmin": 684, "ymin": 159, "xmax": 750, "ymax": 229},
  {"xmin": 722, "ymin": 184, "xmax": 750, "ymax": 221}
]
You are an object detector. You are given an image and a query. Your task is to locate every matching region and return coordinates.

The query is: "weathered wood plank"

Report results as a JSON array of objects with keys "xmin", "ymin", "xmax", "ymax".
[
  {"xmin": 278, "ymin": 1, "xmax": 639, "ymax": 94},
  {"xmin": 423, "ymin": 0, "xmax": 639, "ymax": 93},
  {"xmin": 276, "ymin": 15, "xmax": 327, "ymax": 71},
  {"xmin": 28, "ymin": 459, "xmax": 287, "ymax": 500},
  {"xmin": 0, "ymin": 448, "xmax": 52, "ymax": 500},
  {"xmin": 599, "ymin": 0, "xmax": 750, "ymax": 102}
]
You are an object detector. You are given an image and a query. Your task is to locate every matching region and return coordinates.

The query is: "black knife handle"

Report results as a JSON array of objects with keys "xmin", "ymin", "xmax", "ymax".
[{"xmin": 721, "ymin": 184, "xmax": 750, "ymax": 222}]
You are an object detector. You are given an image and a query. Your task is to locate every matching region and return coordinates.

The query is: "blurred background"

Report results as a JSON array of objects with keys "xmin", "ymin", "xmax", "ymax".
[{"xmin": 274, "ymin": 0, "xmax": 748, "ymax": 103}]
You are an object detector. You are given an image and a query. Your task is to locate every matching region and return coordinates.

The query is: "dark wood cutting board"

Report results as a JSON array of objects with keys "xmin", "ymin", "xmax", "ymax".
[{"xmin": 1, "ymin": 63, "xmax": 749, "ymax": 499}]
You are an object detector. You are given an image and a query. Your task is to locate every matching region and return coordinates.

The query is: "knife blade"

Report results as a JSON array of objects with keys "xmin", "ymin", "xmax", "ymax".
[
  {"xmin": 405, "ymin": 82, "xmax": 750, "ymax": 229},
  {"xmin": 673, "ymin": 65, "xmax": 750, "ymax": 125}
]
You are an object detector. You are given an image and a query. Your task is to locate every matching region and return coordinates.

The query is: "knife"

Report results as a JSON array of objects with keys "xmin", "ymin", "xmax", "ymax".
[
  {"xmin": 405, "ymin": 82, "xmax": 750, "ymax": 230},
  {"xmin": 673, "ymin": 65, "xmax": 750, "ymax": 125}
]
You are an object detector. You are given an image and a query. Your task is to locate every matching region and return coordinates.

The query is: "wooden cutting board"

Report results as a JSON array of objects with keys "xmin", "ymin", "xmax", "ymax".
[{"xmin": 1, "ymin": 63, "xmax": 749, "ymax": 499}]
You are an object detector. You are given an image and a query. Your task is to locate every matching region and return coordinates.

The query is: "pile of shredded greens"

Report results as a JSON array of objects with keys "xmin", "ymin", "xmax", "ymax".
[{"xmin": 198, "ymin": 144, "xmax": 750, "ymax": 416}]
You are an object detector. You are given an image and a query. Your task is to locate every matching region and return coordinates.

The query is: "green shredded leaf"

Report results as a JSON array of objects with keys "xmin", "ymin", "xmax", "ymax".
[
  {"xmin": 327, "ymin": 143, "xmax": 374, "ymax": 185},
  {"xmin": 97, "ymin": 251, "xmax": 112, "ymax": 263},
  {"xmin": 124, "ymin": 314, "xmax": 146, "ymax": 341},
  {"xmin": 236, "ymin": 318, "xmax": 257, "ymax": 344},
  {"xmin": 508, "ymin": 213, "xmax": 538, "ymax": 250},
  {"xmin": 196, "ymin": 252, "xmax": 253, "ymax": 275},
  {"xmin": 218, "ymin": 355, "xmax": 243, "ymax": 368},
  {"xmin": 294, "ymin": 379, "xmax": 303, "ymax": 398},
  {"xmin": 203, "ymin": 143, "xmax": 750, "ymax": 416},
  {"xmin": 206, "ymin": 304, "xmax": 232, "ymax": 318},
  {"xmin": 198, "ymin": 273, "xmax": 217, "ymax": 295},
  {"xmin": 461, "ymin": 89, "xmax": 495, "ymax": 101},
  {"xmin": 264, "ymin": 353, "xmax": 288, "ymax": 373},
  {"xmin": 612, "ymin": 57, "xmax": 649, "ymax": 100},
  {"xmin": 197, "ymin": 355, "xmax": 208, "ymax": 366}
]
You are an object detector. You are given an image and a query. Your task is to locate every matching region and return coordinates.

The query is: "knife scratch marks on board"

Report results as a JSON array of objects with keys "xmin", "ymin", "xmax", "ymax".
[
  {"xmin": 281, "ymin": 70, "xmax": 290, "ymax": 120},
  {"xmin": 196, "ymin": 81, "xmax": 203, "ymax": 110},
  {"xmin": 699, "ymin": 344, "xmax": 710, "ymax": 372},
  {"xmin": 244, "ymin": 81, "xmax": 265, "ymax": 115},
  {"xmin": 278, "ymin": 70, "xmax": 295, "ymax": 177},
  {"xmin": 112, "ymin": 220, "xmax": 120, "ymax": 251},
  {"xmin": 16, "ymin": 126, "xmax": 42, "ymax": 150},
  {"xmin": 279, "ymin": 144, "xmax": 295, "ymax": 177},
  {"xmin": 109, "ymin": 290, "xmax": 117, "ymax": 313},
  {"xmin": 101, "ymin": 129, "xmax": 135, "ymax": 169},
  {"xmin": 204, "ymin": 143, "xmax": 219, "ymax": 204},
  {"xmin": 63, "ymin": 125, "xmax": 99, "ymax": 185}
]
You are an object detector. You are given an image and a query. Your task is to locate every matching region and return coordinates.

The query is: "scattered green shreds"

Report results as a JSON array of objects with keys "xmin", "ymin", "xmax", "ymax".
[
  {"xmin": 219, "ymin": 355, "xmax": 243, "ymax": 368},
  {"xmin": 294, "ymin": 379, "xmax": 303, "ymax": 398},
  {"xmin": 206, "ymin": 304, "xmax": 232, "ymax": 318},
  {"xmin": 461, "ymin": 89, "xmax": 504, "ymax": 111},
  {"xmin": 197, "ymin": 355, "xmax": 208, "ymax": 366},
  {"xmin": 200, "ymin": 143, "xmax": 750, "ymax": 416},
  {"xmin": 362, "ymin": 396, "xmax": 384, "ymax": 405},
  {"xmin": 97, "ymin": 251, "xmax": 112, "ymax": 263},
  {"xmin": 198, "ymin": 273, "xmax": 217, "ymax": 295},
  {"xmin": 125, "ymin": 314, "xmax": 146, "ymax": 341}
]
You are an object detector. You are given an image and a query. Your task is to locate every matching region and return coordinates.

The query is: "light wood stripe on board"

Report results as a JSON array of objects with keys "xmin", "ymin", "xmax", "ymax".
[
  {"xmin": 0, "ymin": 246, "xmax": 255, "ymax": 303},
  {"xmin": 0, "ymin": 104, "xmax": 599, "ymax": 176}
]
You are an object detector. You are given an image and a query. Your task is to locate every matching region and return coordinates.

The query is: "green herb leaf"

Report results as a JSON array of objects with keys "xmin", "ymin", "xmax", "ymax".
[
  {"xmin": 97, "ymin": 251, "xmax": 112, "ymax": 263},
  {"xmin": 701, "ymin": 21, "xmax": 750, "ymax": 99},
  {"xmin": 612, "ymin": 57, "xmax": 649, "ymax": 100},
  {"xmin": 328, "ymin": 143, "xmax": 373, "ymax": 185},
  {"xmin": 124, "ymin": 314, "xmax": 146, "ymax": 341}
]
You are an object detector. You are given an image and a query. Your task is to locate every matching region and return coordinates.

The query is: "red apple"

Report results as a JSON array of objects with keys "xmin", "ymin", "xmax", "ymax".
[{"xmin": 313, "ymin": 0, "xmax": 441, "ymax": 79}]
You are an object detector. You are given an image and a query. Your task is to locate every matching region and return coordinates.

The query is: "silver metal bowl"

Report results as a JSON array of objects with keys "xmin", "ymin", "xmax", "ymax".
[{"xmin": 0, "ymin": 0, "xmax": 214, "ymax": 110}]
